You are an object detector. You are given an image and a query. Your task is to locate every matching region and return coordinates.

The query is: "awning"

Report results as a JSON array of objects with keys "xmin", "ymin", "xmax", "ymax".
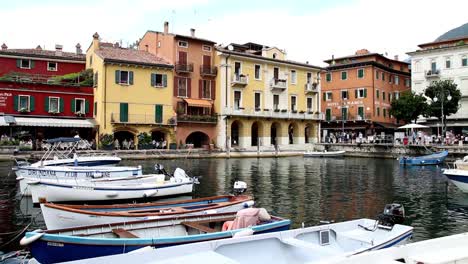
[
  {"xmin": 13, "ymin": 117, "xmax": 96, "ymax": 128},
  {"xmin": 0, "ymin": 116, "xmax": 16, "ymax": 126},
  {"xmin": 184, "ymin": 98, "xmax": 212, "ymax": 108},
  {"xmin": 374, "ymin": 122, "xmax": 399, "ymax": 129}
]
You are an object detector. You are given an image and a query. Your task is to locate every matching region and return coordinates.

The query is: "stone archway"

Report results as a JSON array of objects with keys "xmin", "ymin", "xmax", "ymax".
[
  {"xmin": 251, "ymin": 121, "xmax": 264, "ymax": 147},
  {"xmin": 186, "ymin": 131, "xmax": 210, "ymax": 148},
  {"xmin": 288, "ymin": 122, "xmax": 300, "ymax": 144},
  {"xmin": 113, "ymin": 130, "xmax": 135, "ymax": 150},
  {"xmin": 231, "ymin": 120, "xmax": 243, "ymax": 146},
  {"xmin": 270, "ymin": 122, "xmax": 281, "ymax": 146}
]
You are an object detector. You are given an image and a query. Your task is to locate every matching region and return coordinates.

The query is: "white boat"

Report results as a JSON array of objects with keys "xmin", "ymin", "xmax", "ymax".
[
  {"xmin": 16, "ymin": 165, "xmax": 142, "ymax": 196},
  {"xmin": 28, "ymin": 168, "xmax": 195, "ymax": 203},
  {"xmin": 443, "ymin": 169, "xmax": 468, "ymax": 192},
  {"xmin": 63, "ymin": 215, "xmax": 413, "ymax": 264},
  {"xmin": 454, "ymin": 155, "xmax": 468, "ymax": 170},
  {"xmin": 304, "ymin": 150, "xmax": 346, "ymax": 157}
]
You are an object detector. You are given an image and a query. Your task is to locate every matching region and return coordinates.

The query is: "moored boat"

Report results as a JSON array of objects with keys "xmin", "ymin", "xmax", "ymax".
[
  {"xmin": 41, "ymin": 194, "xmax": 255, "ymax": 229},
  {"xmin": 454, "ymin": 155, "xmax": 468, "ymax": 170},
  {"xmin": 304, "ymin": 150, "xmax": 346, "ymax": 157},
  {"xmin": 21, "ymin": 208, "xmax": 290, "ymax": 264},
  {"xmin": 399, "ymin": 150, "xmax": 448, "ymax": 166},
  {"xmin": 443, "ymin": 168, "xmax": 468, "ymax": 192}
]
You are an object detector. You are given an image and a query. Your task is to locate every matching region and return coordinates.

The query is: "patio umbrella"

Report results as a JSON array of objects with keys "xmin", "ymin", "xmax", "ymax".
[{"xmin": 398, "ymin": 123, "xmax": 429, "ymax": 129}]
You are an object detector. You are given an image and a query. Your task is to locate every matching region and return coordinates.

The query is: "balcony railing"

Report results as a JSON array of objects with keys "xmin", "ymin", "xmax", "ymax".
[
  {"xmin": 224, "ymin": 107, "xmax": 323, "ymax": 120},
  {"xmin": 200, "ymin": 65, "xmax": 217, "ymax": 76},
  {"xmin": 305, "ymin": 82, "xmax": 319, "ymax": 93},
  {"xmin": 232, "ymin": 74, "xmax": 248, "ymax": 86},
  {"xmin": 333, "ymin": 113, "xmax": 372, "ymax": 122},
  {"xmin": 175, "ymin": 62, "xmax": 194, "ymax": 73},
  {"xmin": 270, "ymin": 78, "xmax": 287, "ymax": 90},
  {"xmin": 425, "ymin": 69, "xmax": 440, "ymax": 78},
  {"xmin": 111, "ymin": 113, "xmax": 167, "ymax": 125},
  {"xmin": 177, "ymin": 114, "xmax": 217, "ymax": 124}
]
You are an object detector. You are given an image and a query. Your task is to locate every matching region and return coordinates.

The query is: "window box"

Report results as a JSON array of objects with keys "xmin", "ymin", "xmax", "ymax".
[
  {"xmin": 263, "ymin": 109, "xmax": 270, "ymax": 111},
  {"xmin": 281, "ymin": 109, "xmax": 287, "ymax": 113},
  {"xmin": 19, "ymin": 107, "xmax": 29, "ymax": 113},
  {"xmin": 48, "ymin": 110, "xmax": 60, "ymax": 115},
  {"xmin": 75, "ymin": 111, "xmax": 85, "ymax": 117},
  {"xmin": 274, "ymin": 109, "xmax": 280, "ymax": 112}
]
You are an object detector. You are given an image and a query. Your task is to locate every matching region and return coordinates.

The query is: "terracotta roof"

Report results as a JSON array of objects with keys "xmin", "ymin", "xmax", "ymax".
[
  {"xmin": 323, "ymin": 52, "xmax": 409, "ymax": 65},
  {"xmin": 95, "ymin": 46, "xmax": 172, "ymax": 67},
  {"xmin": 0, "ymin": 48, "xmax": 85, "ymax": 61}
]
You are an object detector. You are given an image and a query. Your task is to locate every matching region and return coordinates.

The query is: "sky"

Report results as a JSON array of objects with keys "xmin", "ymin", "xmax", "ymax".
[{"xmin": 1, "ymin": 0, "xmax": 467, "ymax": 66}]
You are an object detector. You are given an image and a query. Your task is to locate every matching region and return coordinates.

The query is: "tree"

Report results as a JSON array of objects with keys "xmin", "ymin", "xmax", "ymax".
[
  {"xmin": 424, "ymin": 79, "xmax": 461, "ymax": 120},
  {"xmin": 390, "ymin": 91, "xmax": 427, "ymax": 123}
]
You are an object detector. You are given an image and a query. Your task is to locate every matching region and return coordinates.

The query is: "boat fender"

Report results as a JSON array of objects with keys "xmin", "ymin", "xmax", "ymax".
[
  {"xmin": 233, "ymin": 228, "xmax": 254, "ymax": 238},
  {"xmin": 243, "ymin": 201, "xmax": 255, "ymax": 208},
  {"xmin": 143, "ymin": 190, "xmax": 158, "ymax": 197},
  {"xmin": 106, "ymin": 191, "xmax": 118, "ymax": 198},
  {"xmin": 27, "ymin": 180, "xmax": 41, "ymax": 185},
  {"xmin": 204, "ymin": 209, "xmax": 217, "ymax": 215},
  {"xmin": 19, "ymin": 231, "xmax": 44, "ymax": 246}
]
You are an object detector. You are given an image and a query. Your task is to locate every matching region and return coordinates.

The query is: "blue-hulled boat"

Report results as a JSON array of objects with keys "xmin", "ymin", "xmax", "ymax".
[
  {"xmin": 21, "ymin": 210, "xmax": 290, "ymax": 264},
  {"xmin": 399, "ymin": 150, "xmax": 448, "ymax": 166}
]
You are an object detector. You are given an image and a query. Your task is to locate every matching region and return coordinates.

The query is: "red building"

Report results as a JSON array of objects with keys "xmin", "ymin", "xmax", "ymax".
[{"xmin": 0, "ymin": 44, "xmax": 95, "ymax": 142}]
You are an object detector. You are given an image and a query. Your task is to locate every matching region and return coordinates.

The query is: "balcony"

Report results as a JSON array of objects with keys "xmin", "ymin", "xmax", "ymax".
[
  {"xmin": 305, "ymin": 82, "xmax": 319, "ymax": 93},
  {"xmin": 231, "ymin": 74, "xmax": 248, "ymax": 86},
  {"xmin": 111, "ymin": 113, "xmax": 170, "ymax": 125},
  {"xmin": 334, "ymin": 113, "xmax": 372, "ymax": 122},
  {"xmin": 200, "ymin": 65, "xmax": 217, "ymax": 77},
  {"xmin": 177, "ymin": 114, "xmax": 217, "ymax": 124},
  {"xmin": 270, "ymin": 78, "xmax": 287, "ymax": 90},
  {"xmin": 175, "ymin": 62, "xmax": 194, "ymax": 73},
  {"xmin": 425, "ymin": 69, "xmax": 440, "ymax": 78},
  {"xmin": 224, "ymin": 107, "xmax": 323, "ymax": 120}
]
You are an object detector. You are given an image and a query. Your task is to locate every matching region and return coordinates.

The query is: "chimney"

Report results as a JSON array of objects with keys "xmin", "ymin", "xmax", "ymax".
[
  {"xmin": 55, "ymin": 44, "xmax": 63, "ymax": 56},
  {"xmin": 36, "ymin": 45, "xmax": 42, "ymax": 51},
  {"xmin": 190, "ymin": 28, "xmax": 195, "ymax": 37},
  {"xmin": 1, "ymin": 43, "xmax": 7, "ymax": 50},
  {"xmin": 76, "ymin": 43, "xmax": 82, "ymax": 55},
  {"xmin": 164, "ymin": 21, "xmax": 169, "ymax": 34},
  {"xmin": 114, "ymin": 42, "xmax": 120, "ymax": 48},
  {"xmin": 394, "ymin": 55, "xmax": 399, "ymax": 61},
  {"xmin": 331, "ymin": 55, "xmax": 335, "ymax": 65},
  {"xmin": 92, "ymin": 32, "xmax": 100, "ymax": 49}
]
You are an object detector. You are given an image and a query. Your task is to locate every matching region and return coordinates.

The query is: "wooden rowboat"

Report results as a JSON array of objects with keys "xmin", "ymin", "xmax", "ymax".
[{"xmin": 304, "ymin": 150, "xmax": 346, "ymax": 157}]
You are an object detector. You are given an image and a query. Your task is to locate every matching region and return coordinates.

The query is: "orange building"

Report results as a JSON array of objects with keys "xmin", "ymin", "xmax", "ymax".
[
  {"xmin": 320, "ymin": 49, "xmax": 411, "ymax": 141},
  {"xmin": 139, "ymin": 22, "xmax": 217, "ymax": 148}
]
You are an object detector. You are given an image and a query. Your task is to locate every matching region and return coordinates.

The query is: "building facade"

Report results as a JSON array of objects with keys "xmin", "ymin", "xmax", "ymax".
[
  {"xmin": 87, "ymin": 33, "xmax": 176, "ymax": 148},
  {"xmin": 320, "ymin": 49, "xmax": 411, "ymax": 141},
  {"xmin": 216, "ymin": 42, "xmax": 322, "ymax": 150},
  {"xmin": 0, "ymin": 44, "xmax": 95, "ymax": 141},
  {"xmin": 407, "ymin": 34, "xmax": 468, "ymax": 134},
  {"xmin": 139, "ymin": 22, "xmax": 217, "ymax": 148}
]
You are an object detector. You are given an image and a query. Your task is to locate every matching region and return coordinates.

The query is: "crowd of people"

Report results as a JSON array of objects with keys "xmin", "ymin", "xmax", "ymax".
[{"xmin": 113, "ymin": 138, "xmax": 167, "ymax": 150}]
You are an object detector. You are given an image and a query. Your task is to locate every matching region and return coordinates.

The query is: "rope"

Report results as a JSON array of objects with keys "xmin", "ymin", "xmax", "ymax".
[{"xmin": 0, "ymin": 221, "xmax": 32, "ymax": 249}]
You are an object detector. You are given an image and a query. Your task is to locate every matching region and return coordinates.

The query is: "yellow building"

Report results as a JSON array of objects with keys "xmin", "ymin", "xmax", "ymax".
[
  {"xmin": 86, "ymin": 33, "xmax": 176, "ymax": 148},
  {"xmin": 215, "ymin": 42, "xmax": 323, "ymax": 149}
]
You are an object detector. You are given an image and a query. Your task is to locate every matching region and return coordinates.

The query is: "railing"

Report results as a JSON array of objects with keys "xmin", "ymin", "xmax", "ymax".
[
  {"xmin": 334, "ymin": 113, "xmax": 372, "ymax": 121},
  {"xmin": 224, "ymin": 107, "xmax": 323, "ymax": 120},
  {"xmin": 175, "ymin": 62, "xmax": 194, "ymax": 73},
  {"xmin": 270, "ymin": 78, "xmax": 287, "ymax": 90},
  {"xmin": 305, "ymin": 82, "xmax": 318, "ymax": 93},
  {"xmin": 425, "ymin": 69, "xmax": 440, "ymax": 78},
  {"xmin": 177, "ymin": 114, "xmax": 217, "ymax": 124},
  {"xmin": 111, "ymin": 113, "xmax": 164, "ymax": 124},
  {"xmin": 231, "ymin": 74, "xmax": 248, "ymax": 86},
  {"xmin": 200, "ymin": 65, "xmax": 217, "ymax": 76}
]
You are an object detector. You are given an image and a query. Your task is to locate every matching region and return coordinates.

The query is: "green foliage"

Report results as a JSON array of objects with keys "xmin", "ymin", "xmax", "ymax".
[
  {"xmin": 390, "ymin": 91, "xmax": 427, "ymax": 123},
  {"xmin": 99, "ymin": 133, "xmax": 114, "ymax": 146},
  {"xmin": 50, "ymin": 69, "xmax": 93, "ymax": 86},
  {"xmin": 424, "ymin": 80, "xmax": 461, "ymax": 120},
  {"xmin": 137, "ymin": 132, "xmax": 152, "ymax": 145}
]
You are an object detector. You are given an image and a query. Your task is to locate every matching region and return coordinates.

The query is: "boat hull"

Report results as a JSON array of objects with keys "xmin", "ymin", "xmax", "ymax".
[
  {"xmin": 399, "ymin": 151, "xmax": 448, "ymax": 166},
  {"xmin": 30, "ymin": 156, "xmax": 122, "ymax": 167},
  {"xmin": 304, "ymin": 150, "xmax": 346, "ymax": 157},
  {"xmin": 444, "ymin": 169, "xmax": 468, "ymax": 192}
]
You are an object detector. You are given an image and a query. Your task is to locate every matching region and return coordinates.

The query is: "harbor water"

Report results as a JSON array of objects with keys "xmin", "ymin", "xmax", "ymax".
[{"xmin": 1, "ymin": 156, "xmax": 468, "ymax": 251}]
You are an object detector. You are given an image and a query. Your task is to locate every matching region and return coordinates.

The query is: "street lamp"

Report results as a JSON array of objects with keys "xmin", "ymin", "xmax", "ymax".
[{"xmin": 431, "ymin": 91, "xmax": 452, "ymax": 143}]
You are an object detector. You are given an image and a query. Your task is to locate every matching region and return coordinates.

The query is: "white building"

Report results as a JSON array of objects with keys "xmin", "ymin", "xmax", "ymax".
[{"xmin": 407, "ymin": 23, "xmax": 468, "ymax": 133}]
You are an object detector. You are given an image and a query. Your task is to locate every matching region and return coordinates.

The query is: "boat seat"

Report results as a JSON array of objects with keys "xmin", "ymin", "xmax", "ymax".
[
  {"xmin": 181, "ymin": 221, "xmax": 217, "ymax": 233},
  {"xmin": 111, "ymin": 228, "xmax": 139, "ymax": 238}
]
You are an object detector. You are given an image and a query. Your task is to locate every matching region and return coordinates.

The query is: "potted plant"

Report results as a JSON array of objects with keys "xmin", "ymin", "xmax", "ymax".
[
  {"xmin": 137, "ymin": 132, "xmax": 153, "ymax": 149},
  {"xmin": 99, "ymin": 133, "xmax": 114, "ymax": 150}
]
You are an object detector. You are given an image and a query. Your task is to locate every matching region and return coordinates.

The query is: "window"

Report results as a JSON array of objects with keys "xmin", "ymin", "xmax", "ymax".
[
  {"xmin": 254, "ymin": 92, "xmax": 261, "ymax": 110},
  {"xmin": 93, "ymin": 72, "xmax": 98, "ymax": 87},
  {"xmin": 155, "ymin": 104, "xmax": 163, "ymax": 124},
  {"xmin": 19, "ymin": 59, "xmax": 31, "ymax": 69},
  {"xmin": 47, "ymin": 62, "xmax": 57, "ymax": 71},
  {"xmin": 341, "ymin": 90, "xmax": 349, "ymax": 100},
  {"xmin": 115, "ymin": 70, "xmax": 133, "ymax": 85},
  {"xmin": 405, "ymin": 78, "xmax": 410, "ymax": 87},
  {"xmin": 376, "ymin": 89, "xmax": 380, "ymax": 99},
  {"xmin": 19, "ymin": 95, "xmax": 30, "ymax": 111},
  {"xmin": 89, "ymin": 55, "xmax": 93, "ymax": 66},
  {"xmin": 177, "ymin": 78, "xmax": 188, "ymax": 97},
  {"xmin": 307, "ymin": 72, "xmax": 313, "ymax": 83},
  {"xmin": 151, "ymin": 73, "xmax": 167, "ymax": 87},
  {"xmin": 272, "ymin": 53, "xmax": 277, "ymax": 59},
  {"xmin": 307, "ymin": 97, "xmax": 313, "ymax": 112},
  {"xmin": 234, "ymin": 91, "xmax": 242, "ymax": 110},
  {"xmin": 325, "ymin": 92, "xmax": 332, "ymax": 101},
  {"xmin": 291, "ymin": 96, "xmax": 297, "ymax": 111},
  {"xmin": 394, "ymin": 76, "xmax": 400, "ymax": 85},
  {"xmin": 202, "ymin": 45, "xmax": 212, "ymax": 52},
  {"xmin": 394, "ymin": 92, "xmax": 400, "ymax": 100},
  {"xmin": 49, "ymin": 97, "xmax": 60, "ymax": 113},
  {"xmin": 389, "ymin": 75, "xmax": 393, "ymax": 83},
  {"xmin": 273, "ymin": 94, "xmax": 279, "ymax": 110},
  {"xmin": 382, "ymin": 72, "xmax": 385, "ymax": 81},
  {"xmin": 446, "ymin": 59, "xmax": 451, "ymax": 69},
  {"xmin": 120, "ymin": 103, "xmax": 128, "ymax": 122},
  {"xmin": 382, "ymin": 91, "xmax": 386, "ymax": 101},
  {"xmin": 355, "ymin": 88, "xmax": 367, "ymax": 98},
  {"xmin": 325, "ymin": 108, "xmax": 332, "ymax": 121},
  {"xmin": 389, "ymin": 93, "xmax": 392, "ymax": 102},
  {"xmin": 291, "ymin": 70, "xmax": 297, "ymax": 84},
  {"xmin": 94, "ymin": 102, "xmax": 97, "ymax": 116},
  {"xmin": 431, "ymin": 61, "xmax": 437, "ymax": 72},
  {"xmin": 341, "ymin": 107, "xmax": 348, "ymax": 120},
  {"xmin": 74, "ymin": 98, "xmax": 86, "ymax": 114},
  {"xmin": 254, "ymin": 65, "xmax": 261, "ymax": 80},
  {"xmin": 157, "ymin": 41, "xmax": 161, "ymax": 48},
  {"xmin": 375, "ymin": 70, "xmax": 379, "ymax": 79},
  {"xmin": 462, "ymin": 56, "xmax": 468, "ymax": 67},
  {"xmin": 357, "ymin": 68, "xmax": 364, "ymax": 78},
  {"xmin": 178, "ymin": 41, "xmax": 188, "ymax": 48},
  {"xmin": 383, "ymin": 108, "xmax": 387, "ymax": 118},
  {"xmin": 326, "ymin": 72, "xmax": 332, "ymax": 82},
  {"xmin": 341, "ymin": 71, "xmax": 347, "ymax": 80},
  {"xmin": 234, "ymin": 62, "xmax": 242, "ymax": 76},
  {"xmin": 201, "ymin": 80, "xmax": 211, "ymax": 99},
  {"xmin": 376, "ymin": 107, "xmax": 380, "ymax": 116}
]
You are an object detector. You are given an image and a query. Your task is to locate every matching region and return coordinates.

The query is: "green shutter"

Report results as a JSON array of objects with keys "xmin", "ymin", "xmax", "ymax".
[
  {"xmin": 162, "ymin": 74, "xmax": 167, "ymax": 87},
  {"xmin": 44, "ymin": 96, "xmax": 49, "ymax": 112},
  {"xmin": 129, "ymin": 71, "xmax": 134, "ymax": 85},
  {"xmin": 115, "ymin": 70, "xmax": 120, "ymax": 84},
  {"xmin": 355, "ymin": 89, "xmax": 358, "ymax": 98},
  {"xmin": 358, "ymin": 69, "xmax": 364, "ymax": 78},
  {"xmin": 151, "ymin": 73, "xmax": 156, "ymax": 87},
  {"xmin": 30, "ymin": 60, "xmax": 35, "ymax": 69},
  {"xmin": 155, "ymin": 104, "xmax": 163, "ymax": 123},
  {"xmin": 13, "ymin": 95, "xmax": 18, "ymax": 111},
  {"xmin": 364, "ymin": 88, "xmax": 367, "ymax": 98},
  {"xmin": 16, "ymin": 59, "xmax": 21, "ymax": 68},
  {"xmin": 326, "ymin": 109, "xmax": 331, "ymax": 121},
  {"xmin": 94, "ymin": 102, "xmax": 97, "ymax": 116},
  {"xmin": 120, "ymin": 103, "xmax": 128, "ymax": 122},
  {"xmin": 29, "ymin": 96, "xmax": 35, "ymax": 111},
  {"xmin": 326, "ymin": 73, "xmax": 331, "ymax": 82},
  {"xmin": 323, "ymin": 92, "xmax": 326, "ymax": 101},
  {"xmin": 71, "ymin": 99, "xmax": 76, "ymax": 113},
  {"xmin": 85, "ymin": 100, "xmax": 90, "ymax": 114},
  {"xmin": 59, "ymin": 98, "xmax": 64, "ymax": 113}
]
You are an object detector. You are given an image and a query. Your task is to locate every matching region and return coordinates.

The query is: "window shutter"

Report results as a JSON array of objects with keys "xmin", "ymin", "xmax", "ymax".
[
  {"xmin": 71, "ymin": 99, "xmax": 76, "ymax": 113},
  {"xmin": 364, "ymin": 88, "xmax": 367, "ymax": 98},
  {"xmin": 211, "ymin": 80, "xmax": 216, "ymax": 100},
  {"xmin": 174, "ymin": 77, "xmax": 178, "ymax": 96},
  {"xmin": 323, "ymin": 92, "xmax": 326, "ymax": 101},
  {"xmin": 30, "ymin": 60, "xmax": 35, "ymax": 69},
  {"xmin": 187, "ymin": 78, "xmax": 191, "ymax": 98},
  {"xmin": 355, "ymin": 89, "xmax": 358, "ymax": 98},
  {"xmin": 199, "ymin": 80, "xmax": 203, "ymax": 99},
  {"xmin": 115, "ymin": 70, "xmax": 120, "ymax": 84},
  {"xmin": 60, "ymin": 98, "xmax": 64, "ymax": 113},
  {"xmin": 162, "ymin": 74, "xmax": 167, "ymax": 87},
  {"xmin": 155, "ymin": 104, "xmax": 163, "ymax": 123},
  {"xmin": 151, "ymin": 73, "xmax": 156, "ymax": 87},
  {"xmin": 30, "ymin": 96, "xmax": 35, "ymax": 111},
  {"xmin": 16, "ymin": 59, "xmax": 21, "ymax": 68},
  {"xmin": 94, "ymin": 102, "xmax": 97, "ymax": 116},
  {"xmin": 120, "ymin": 103, "xmax": 128, "ymax": 122},
  {"xmin": 85, "ymin": 100, "xmax": 90, "ymax": 114},
  {"xmin": 13, "ymin": 95, "xmax": 18, "ymax": 111},
  {"xmin": 129, "ymin": 71, "xmax": 134, "ymax": 85},
  {"xmin": 44, "ymin": 96, "xmax": 49, "ymax": 112}
]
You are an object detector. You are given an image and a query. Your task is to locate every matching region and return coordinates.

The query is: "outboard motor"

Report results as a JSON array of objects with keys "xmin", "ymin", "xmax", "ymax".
[
  {"xmin": 154, "ymin": 164, "xmax": 169, "ymax": 176},
  {"xmin": 378, "ymin": 203, "xmax": 405, "ymax": 228},
  {"xmin": 233, "ymin": 181, "xmax": 247, "ymax": 195}
]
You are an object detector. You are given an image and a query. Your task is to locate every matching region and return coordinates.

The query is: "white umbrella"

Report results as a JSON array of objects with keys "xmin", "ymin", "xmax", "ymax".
[{"xmin": 398, "ymin": 123, "xmax": 429, "ymax": 129}]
